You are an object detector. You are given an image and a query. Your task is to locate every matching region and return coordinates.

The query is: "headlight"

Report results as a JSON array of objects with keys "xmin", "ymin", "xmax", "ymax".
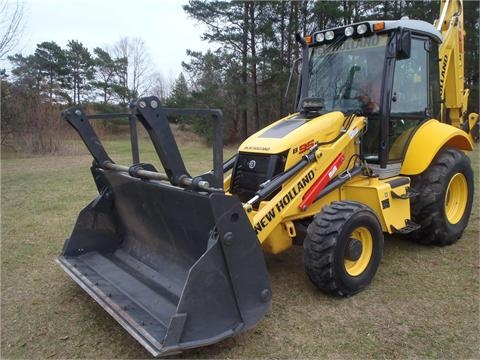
[
  {"xmin": 325, "ymin": 31, "xmax": 335, "ymax": 41},
  {"xmin": 315, "ymin": 33, "xmax": 325, "ymax": 42},
  {"xmin": 356, "ymin": 24, "xmax": 368, "ymax": 35},
  {"xmin": 344, "ymin": 26, "xmax": 354, "ymax": 37}
]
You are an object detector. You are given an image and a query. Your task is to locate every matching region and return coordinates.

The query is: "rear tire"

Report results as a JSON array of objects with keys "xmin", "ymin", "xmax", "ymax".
[
  {"xmin": 303, "ymin": 201, "xmax": 383, "ymax": 297},
  {"xmin": 409, "ymin": 148, "xmax": 474, "ymax": 245}
]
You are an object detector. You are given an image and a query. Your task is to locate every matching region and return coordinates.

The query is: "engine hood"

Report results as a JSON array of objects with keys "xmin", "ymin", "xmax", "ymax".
[{"xmin": 239, "ymin": 111, "xmax": 346, "ymax": 155}]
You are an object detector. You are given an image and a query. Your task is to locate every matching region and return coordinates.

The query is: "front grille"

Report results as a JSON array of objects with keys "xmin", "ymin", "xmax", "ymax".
[{"xmin": 230, "ymin": 152, "xmax": 286, "ymax": 203}]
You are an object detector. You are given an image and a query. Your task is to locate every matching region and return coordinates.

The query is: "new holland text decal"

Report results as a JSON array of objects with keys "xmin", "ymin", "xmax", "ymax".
[{"xmin": 254, "ymin": 170, "xmax": 315, "ymax": 234}]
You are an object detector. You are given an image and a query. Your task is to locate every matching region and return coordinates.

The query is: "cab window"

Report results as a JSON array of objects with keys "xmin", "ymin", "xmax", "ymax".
[
  {"xmin": 388, "ymin": 37, "xmax": 430, "ymax": 162},
  {"xmin": 391, "ymin": 38, "xmax": 428, "ymax": 115}
]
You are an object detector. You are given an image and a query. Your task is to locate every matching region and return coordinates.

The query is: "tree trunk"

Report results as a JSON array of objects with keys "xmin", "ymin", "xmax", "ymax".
[
  {"xmin": 49, "ymin": 71, "xmax": 53, "ymax": 103},
  {"xmin": 241, "ymin": 2, "xmax": 249, "ymax": 139},
  {"xmin": 249, "ymin": 2, "xmax": 260, "ymax": 132},
  {"xmin": 383, "ymin": 1, "xmax": 389, "ymax": 19},
  {"xmin": 73, "ymin": 71, "xmax": 77, "ymax": 105},
  {"xmin": 279, "ymin": 1, "xmax": 286, "ymax": 116},
  {"xmin": 77, "ymin": 72, "xmax": 81, "ymax": 105},
  {"xmin": 287, "ymin": 1, "xmax": 294, "ymax": 69},
  {"xmin": 293, "ymin": 2, "xmax": 299, "ymax": 61},
  {"xmin": 301, "ymin": 1, "xmax": 308, "ymax": 36}
]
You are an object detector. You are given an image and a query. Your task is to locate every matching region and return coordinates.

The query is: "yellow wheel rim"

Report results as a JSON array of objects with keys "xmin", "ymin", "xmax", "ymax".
[
  {"xmin": 444, "ymin": 173, "xmax": 468, "ymax": 225},
  {"xmin": 344, "ymin": 227, "xmax": 373, "ymax": 276}
]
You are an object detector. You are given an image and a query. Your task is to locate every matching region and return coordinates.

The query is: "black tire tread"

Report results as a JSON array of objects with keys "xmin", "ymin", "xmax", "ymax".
[
  {"xmin": 409, "ymin": 147, "xmax": 474, "ymax": 245},
  {"xmin": 303, "ymin": 201, "xmax": 380, "ymax": 296}
]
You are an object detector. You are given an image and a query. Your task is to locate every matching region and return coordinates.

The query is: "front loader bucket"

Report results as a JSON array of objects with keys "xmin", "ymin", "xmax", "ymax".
[
  {"xmin": 57, "ymin": 98, "xmax": 271, "ymax": 356},
  {"xmin": 57, "ymin": 168, "xmax": 271, "ymax": 356}
]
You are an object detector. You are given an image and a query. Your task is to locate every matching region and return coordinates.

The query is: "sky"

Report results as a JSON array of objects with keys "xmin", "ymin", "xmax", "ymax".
[{"xmin": 7, "ymin": 0, "xmax": 212, "ymax": 81}]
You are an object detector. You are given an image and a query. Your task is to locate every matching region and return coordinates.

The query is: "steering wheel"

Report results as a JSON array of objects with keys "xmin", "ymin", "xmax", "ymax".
[{"xmin": 339, "ymin": 85, "xmax": 364, "ymax": 100}]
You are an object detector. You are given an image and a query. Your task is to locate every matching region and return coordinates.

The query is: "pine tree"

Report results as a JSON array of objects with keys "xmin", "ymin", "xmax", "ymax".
[
  {"xmin": 65, "ymin": 40, "xmax": 94, "ymax": 105},
  {"xmin": 92, "ymin": 47, "xmax": 129, "ymax": 104},
  {"xmin": 34, "ymin": 41, "xmax": 67, "ymax": 103}
]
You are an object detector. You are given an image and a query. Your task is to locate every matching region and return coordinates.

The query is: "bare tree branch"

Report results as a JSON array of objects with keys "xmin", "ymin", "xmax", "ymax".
[
  {"xmin": 0, "ymin": 0, "xmax": 25, "ymax": 60},
  {"xmin": 112, "ymin": 37, "xmax": 153, "ymax": 99}
]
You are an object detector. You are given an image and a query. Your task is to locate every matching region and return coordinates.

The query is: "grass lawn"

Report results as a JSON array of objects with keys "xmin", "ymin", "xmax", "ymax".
[{"xmin": 1, "ymin": 132, "xmax": 479, "ymax": 359}]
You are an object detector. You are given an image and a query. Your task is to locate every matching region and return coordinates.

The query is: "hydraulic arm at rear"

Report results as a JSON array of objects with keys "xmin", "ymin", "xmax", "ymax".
[{"xmin": 436, "ymin": 0, "xmax": 479, "ymax": 141}]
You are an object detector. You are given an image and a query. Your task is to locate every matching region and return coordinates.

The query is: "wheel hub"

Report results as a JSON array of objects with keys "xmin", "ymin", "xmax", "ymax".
[
  {"xmin": 444, "ymin": 172, "xmax": 468, "ymax": 225},
  {"xmin": 345, "ymin": 238, "xmax": 363, "ymax": 261}
]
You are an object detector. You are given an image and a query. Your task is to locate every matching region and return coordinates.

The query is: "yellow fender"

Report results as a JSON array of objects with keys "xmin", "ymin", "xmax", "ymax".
[{"xmin": 401, "ymin": 119, "xmax": 473, "ymax": 175}]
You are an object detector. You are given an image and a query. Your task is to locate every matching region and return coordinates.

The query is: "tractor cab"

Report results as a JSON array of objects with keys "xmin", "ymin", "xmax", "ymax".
[{"xmin": 301, "ymin": 19, "xmax": 442, "ymax": 178}]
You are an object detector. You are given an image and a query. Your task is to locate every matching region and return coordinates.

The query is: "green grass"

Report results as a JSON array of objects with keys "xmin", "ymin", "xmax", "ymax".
[{"xmin": 1, "ymin": 137, "xmax": 479, "ymax": 359}]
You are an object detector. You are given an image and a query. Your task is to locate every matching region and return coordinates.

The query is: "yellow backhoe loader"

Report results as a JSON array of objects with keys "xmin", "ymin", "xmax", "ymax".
[{"xmin": 57, "ymin": 0, "xmax": 477, "ymax": 356}]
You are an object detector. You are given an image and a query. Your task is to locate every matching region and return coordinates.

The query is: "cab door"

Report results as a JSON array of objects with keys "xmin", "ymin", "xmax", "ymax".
[{"xmin": 386, "ymin": 36, "xmax": 441, "ymax": 162}]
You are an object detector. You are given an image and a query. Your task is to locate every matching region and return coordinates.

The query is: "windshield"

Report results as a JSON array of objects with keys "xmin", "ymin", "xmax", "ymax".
[{"xmin": 308, "ymin": 34, "xmax": 388, "ymax": 114}]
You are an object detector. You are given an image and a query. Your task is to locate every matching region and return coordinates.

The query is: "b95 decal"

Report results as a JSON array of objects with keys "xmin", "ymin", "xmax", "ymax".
[{"xmin": 293, "ymin": 140, "xmax": 315, "ymax": 155}]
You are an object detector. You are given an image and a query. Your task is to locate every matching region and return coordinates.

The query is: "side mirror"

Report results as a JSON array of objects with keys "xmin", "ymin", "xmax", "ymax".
[{"xmin": 396, "ymin": 29, "xmax": 411, "ymax": 60}]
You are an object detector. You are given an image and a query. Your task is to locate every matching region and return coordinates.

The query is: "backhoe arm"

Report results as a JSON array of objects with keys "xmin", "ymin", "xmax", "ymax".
[{"xmin": 436, "ymin": 0, "xmax": 479, "ymax": 141}]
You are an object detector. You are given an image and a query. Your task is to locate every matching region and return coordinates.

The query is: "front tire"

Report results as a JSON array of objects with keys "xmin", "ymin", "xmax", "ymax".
[
  {"xmin": 303, "ymin": 201, "xmax": 384, "ymax": 297},
  {"xmin": 409, "ymin": 148, "xmax": 474, "ymax": 245}
]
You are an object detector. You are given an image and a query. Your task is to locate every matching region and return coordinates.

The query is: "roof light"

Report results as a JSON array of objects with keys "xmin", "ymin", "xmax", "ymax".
[
  {"xmin": 325, "ymin": 31, "xmax": 335, "ymax": 41},
  {"xmin": 305, "ymin": 35, "xmax": 312, "ymax": 44},
  {"xmin": 373, "ymin": 22, "xmax": 385, "ymax": 31},
  {"xmin": 344, "ymin": 26, "xmax": 354, "ymax": 37},
  {"xmin": 315, "ymin": 32, "xmax": 325, "ymax": 42},
  {"xmin": 356, "ymin": 24, "xmax": 368, "ymax": 35}
]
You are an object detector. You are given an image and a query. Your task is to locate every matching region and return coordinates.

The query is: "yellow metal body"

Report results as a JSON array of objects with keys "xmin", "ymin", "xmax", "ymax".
[
  {"xmin": 226, "ymin": 113, "xmax": 413, "ymax": 254},
  {"xmin": 220, "ymin": 0, "xmax": 477, "ymax": 256},
  {"xmin": 238, "ymin": 111, "xmax": 346, "ymax": 165},
  {"xmin": 225, "ymin": 116, "xmax": 470, "ymax": 254},
  {"xmin": 341, "ymin": 176, "xmax": 411, "ymax": 234},
  {"xmin": 225, "ymin": 117, "xmax": 472, "ymax": 254},
  {"xmin": 229, "ymin": 112, "xmax": 361, "ymax": 254},
  {"xmin": 400, "ymin": 119, "xmax": 473, "ymax": 175}
]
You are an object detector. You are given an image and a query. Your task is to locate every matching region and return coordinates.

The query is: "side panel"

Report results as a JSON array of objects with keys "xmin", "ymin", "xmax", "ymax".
[
  {"xmin": 341, "ymin": 176, "xmax": 412, "ymax": 234},
  {"xmin": 401, "ymin": 119, "xmax": 473, "ymax": 175}
]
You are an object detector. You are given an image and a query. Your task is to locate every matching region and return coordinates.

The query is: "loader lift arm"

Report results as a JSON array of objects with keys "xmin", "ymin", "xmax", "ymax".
[{"xmin": 62, "ymin": 97, "xmax": 225, "ymax": 190}]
